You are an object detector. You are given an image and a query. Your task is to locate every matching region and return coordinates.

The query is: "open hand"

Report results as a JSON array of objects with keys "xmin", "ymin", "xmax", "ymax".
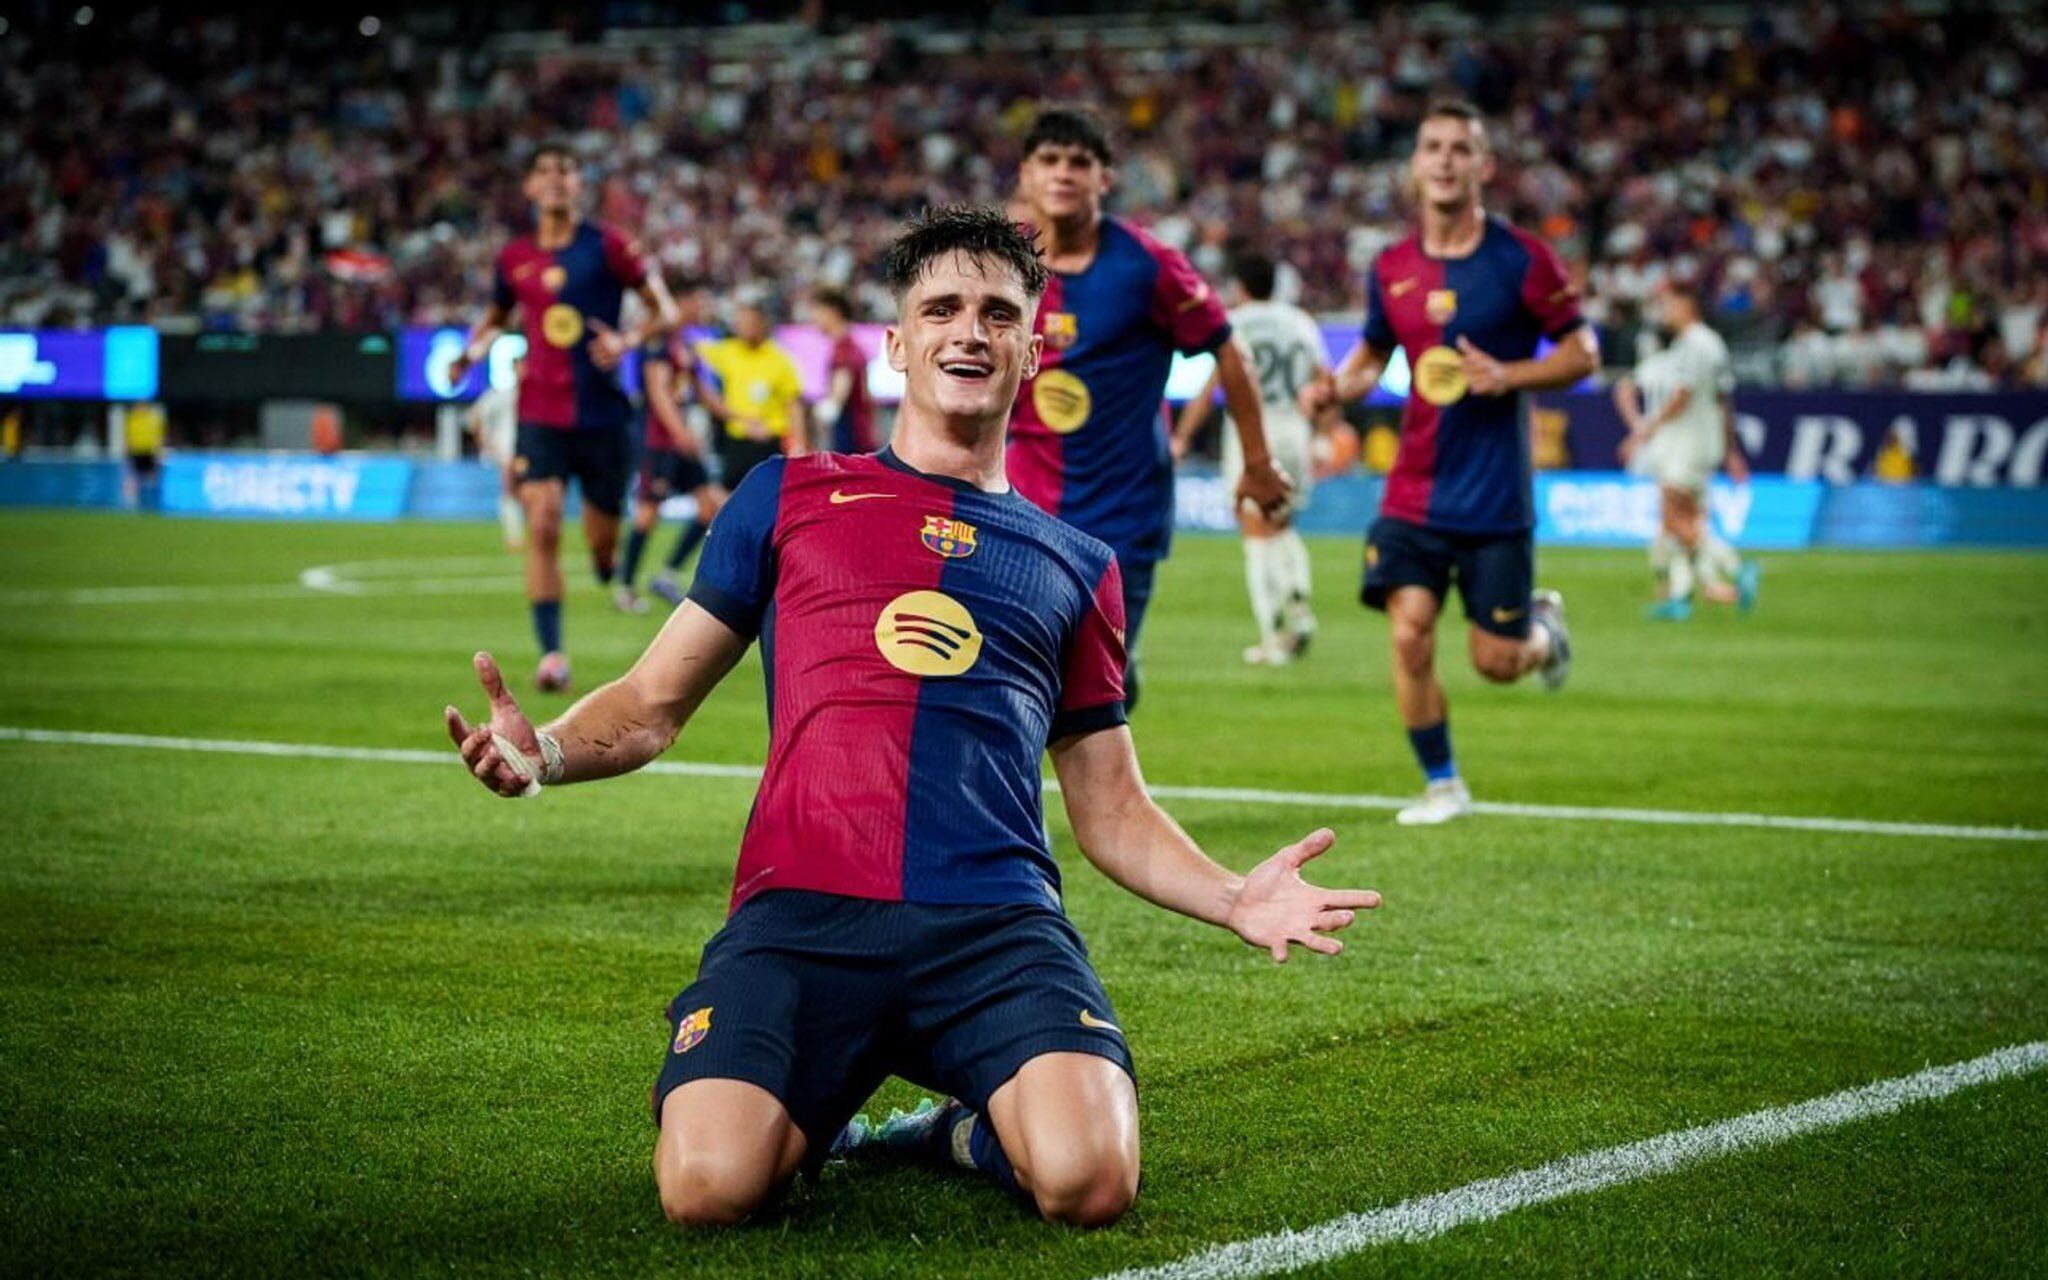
[
  {"xmin": 1457, "ymin": 337, "xmax": 1513, "ymax": 396},
  {"xmin": 588, "ymin": 319, "xmax": 629, "ymax": 371},
  {"xmin": 444, "ymin": 651, "xmax": 545, "ymax": 798},
  {"xmin": 1226, "ymin": 828, "xmax": 1381, "ymax": 962}
]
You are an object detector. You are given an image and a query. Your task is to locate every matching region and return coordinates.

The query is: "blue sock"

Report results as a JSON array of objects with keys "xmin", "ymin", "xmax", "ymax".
[
  {"xmin": 962, "ymin": 1110, "xmax": 1026, "ymax": 1203},
  {"xmin": 666, "ymin": 519, "xmax": 708, "ymax": 570},
  {"xmin": 532, "ymin": 599, "xmax": 563, "ymax": 655},
  {"xmin": 1407, "ymin": 720, "xmax": 1457, "ymax": 783},
  {"xmin": 621, "ymin": 527, "xmax": 648, "ymax": 587}
]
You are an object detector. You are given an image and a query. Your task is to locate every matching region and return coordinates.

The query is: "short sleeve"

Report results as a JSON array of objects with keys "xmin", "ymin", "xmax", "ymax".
[
  {"xmin": 1361, "ymin": 259, "xmax": 1396, "ymax": 352},
  {"xmin": 1050, "ymin": 557, "xmax": 1129, "ymax": 742},
  {"xmin": 1518, "ymin": 237, "xmax": 1586, "ymax": 340},
  {"xmin": 492, "ymin": 254, "xmax": 515, "ymax": 314},
  {"xmin": 1146, "ymin": 243, "xmax": 1232, "ymax": 356},
  {"xmin": 599, "ymin": 224, "xmax": 650, "ymax": 289},
  {"xmin": 686, "ymin": 457, "xmax": 785, "ymax": 637}
]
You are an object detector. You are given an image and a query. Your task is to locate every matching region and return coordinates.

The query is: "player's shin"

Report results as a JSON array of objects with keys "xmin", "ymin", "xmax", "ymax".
[
  {"xmin": 621, "ymin": 526, "xmax": 649, "ymax": 588},
  {"xmin": 1242, "ymin": 535, "xmax": 1282, "ymax": 650}
]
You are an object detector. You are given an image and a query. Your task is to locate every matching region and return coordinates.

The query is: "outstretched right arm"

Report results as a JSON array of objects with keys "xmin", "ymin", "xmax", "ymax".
[{"xmin": 446, "ymin": 603, "xmax": 749, "ymax": 796}]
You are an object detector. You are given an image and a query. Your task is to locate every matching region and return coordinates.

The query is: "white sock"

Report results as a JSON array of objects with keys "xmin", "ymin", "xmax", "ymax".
[
  {"xmin": 1667, "ymin": 543, "xmax": 1696, "ymax": 601},
  {"xmin": 1698, "ymin": 532, "xmax": 1741, "ymax": 586},
  {"xmin": 1276, "ymin": 529, "xmax": 1314, "ymax": 627},
  {"xmin": 1243, "ymin": 535, "xmax": 1282, "ymax": 645},
  {"xmin": 498, "ymin": 494, "xmax": 525, "ymax": 546}
]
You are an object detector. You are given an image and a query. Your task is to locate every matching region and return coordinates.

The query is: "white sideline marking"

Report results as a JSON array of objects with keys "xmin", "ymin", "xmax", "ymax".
[
  {"xmin": 1093, "ymin": 1040, "xmax": 2048, "ymax": 1280},
  {"xmin": 0, "ymin": 557, "xmax": 522, "ymax": 606},
  {"xmin": 0, "ymin": 726, "xmax": 2043, "ymax": 844}
]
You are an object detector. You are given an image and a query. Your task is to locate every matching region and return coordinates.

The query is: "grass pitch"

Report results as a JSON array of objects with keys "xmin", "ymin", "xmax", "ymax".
[{"xmin": 2, "ymin": 511, "xmax": 2045, "ymax": 1278}]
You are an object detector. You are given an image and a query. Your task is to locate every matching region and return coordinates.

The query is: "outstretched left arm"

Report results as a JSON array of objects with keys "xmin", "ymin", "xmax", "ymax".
[{"xmin": 1049, "ymin": 726, "xmax": 1380, "ymax": 961}]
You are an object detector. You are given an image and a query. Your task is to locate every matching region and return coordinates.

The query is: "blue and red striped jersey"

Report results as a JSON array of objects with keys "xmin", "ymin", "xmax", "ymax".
[
  {"xmin": 1008, "ymin": 216, "xmax": 1231, "ymax": 568},
  {"xmin": 687, "ymin": 449, "xmax": 1128, "ymax": 913},
  {"xmin": 493, "ymin": 221, "xmax": 648, "ymax": 431},
  {"xmin": 1362, "ymin": 217, "xmax": 1585, "ymax": 533}
]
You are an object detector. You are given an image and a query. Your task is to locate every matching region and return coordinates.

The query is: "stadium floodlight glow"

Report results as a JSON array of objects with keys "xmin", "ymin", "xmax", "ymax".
[
  {"xmin": 74, "ymin": 6, "xmax": 94, "ymax": 25},
  {"xmin": 359, "ymin": 15, "xmax": 381, "ymax": 37}
]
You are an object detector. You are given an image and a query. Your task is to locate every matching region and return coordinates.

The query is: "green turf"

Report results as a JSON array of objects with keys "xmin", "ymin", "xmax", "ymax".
[{"xmin": 2, "ymin": 511, "xmax": 2045, "ymax": 1278}]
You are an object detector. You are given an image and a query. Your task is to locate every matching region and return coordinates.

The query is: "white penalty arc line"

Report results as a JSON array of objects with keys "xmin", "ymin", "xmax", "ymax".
[
  {"xmin": 0, "ymin": 727, "xmax": 2043, "ymax": 845},
  {"xmin": 1093, "ymin": 1040, "xmax": 2048, "ymax": 1280}
]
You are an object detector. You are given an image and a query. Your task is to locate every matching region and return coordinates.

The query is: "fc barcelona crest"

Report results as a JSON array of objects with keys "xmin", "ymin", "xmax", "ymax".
[
  {"xmin": 1042, "ymin": 312, "xmax": 1079, "ymax": 350},
  {"xmin": 1425, "ymin": 289, "xmax": 1458, "ymax": 325},
  {"xmin": 921, "ymin": 514, "xmax": 979, "ymax": 559}
]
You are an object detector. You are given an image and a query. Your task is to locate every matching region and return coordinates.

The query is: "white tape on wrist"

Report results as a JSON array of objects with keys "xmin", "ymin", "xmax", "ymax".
[
  {"xmin": 490, "ymin": 732, "xmax": 543, "ymax": 798},
  {"xmin": 537, "ymin": 732, "xmax": 566, "ymax": 785}
]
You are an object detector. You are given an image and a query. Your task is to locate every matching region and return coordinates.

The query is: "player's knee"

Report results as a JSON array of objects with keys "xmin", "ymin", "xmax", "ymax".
[
  {"xmin": 656, "ymin": 1148, "xmax": 769, "ymax": 1228},
  {"xmin": 1030, "ymin": 1149, "xmax": 1139, "ymax": 1228},
  {"xmin": 1391, "ymin": 623, "xmax": 1434, "ymax": 676},
  {"xmin": 1470, "ymin": 640, "xmax": 1522, "ymax": 683}
]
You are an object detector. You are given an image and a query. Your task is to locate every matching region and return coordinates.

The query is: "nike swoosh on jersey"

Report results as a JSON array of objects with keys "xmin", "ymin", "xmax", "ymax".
[
  {"xmin": 829, "ymin": 490, "xmax": 894, "ymax": 504},
  {"xmin": 1079, "ymin": 1009, "xmax": 1123, "ymax": 1035},
  {"xmin": 1388, "ymin": 277, "xmax": 1420, "ymax": 297}
]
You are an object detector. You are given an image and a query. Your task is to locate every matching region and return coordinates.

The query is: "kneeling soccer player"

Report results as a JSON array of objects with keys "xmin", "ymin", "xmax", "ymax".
[{"xmin": 446, "ymin": 206, "xmax": 1379, "ymax": 1229}]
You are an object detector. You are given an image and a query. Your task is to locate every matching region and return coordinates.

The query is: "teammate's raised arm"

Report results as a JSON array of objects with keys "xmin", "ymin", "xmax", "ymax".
[
  {"xmin": 445, "ymin": 601, "xmax": 750, "ymax": 797},
  {"xmin": 1048, "ymin": 725, "xmax": 1379, "ymax": 961}
]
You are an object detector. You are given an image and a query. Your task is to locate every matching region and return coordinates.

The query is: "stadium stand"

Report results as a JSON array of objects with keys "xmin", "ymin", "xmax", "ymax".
[{"xmin": 2, "ymin": 6, "xmax": 2043, "ymax": 387}]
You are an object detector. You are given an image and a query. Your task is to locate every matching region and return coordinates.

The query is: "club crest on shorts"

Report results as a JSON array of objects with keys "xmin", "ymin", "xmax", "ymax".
[
  {"xmin": 920, "ymin": 514, "xmax": 978, "ymax": 559},
  {"xmin": 672, "ymin": 1006, "xmax": 712, "ymax": 1055}
]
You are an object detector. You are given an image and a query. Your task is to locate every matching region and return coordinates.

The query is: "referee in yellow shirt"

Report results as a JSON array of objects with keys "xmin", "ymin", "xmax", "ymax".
[{"xmin": 696, "ymin": 301, "xmax": 810, "ymax": 491}]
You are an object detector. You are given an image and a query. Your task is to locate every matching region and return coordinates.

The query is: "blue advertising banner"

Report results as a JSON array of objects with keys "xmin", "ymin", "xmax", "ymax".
[
  {"xmin": 0, "ymin": 327, "xmax": 159, "ymax": 401},
  {"xmin": 160, "ymin": 454, "xmax": 414, "ymax": 519},
  {"xmin": 1543, "ymin": 390, "xmax": 2048, "ymax": 486}
]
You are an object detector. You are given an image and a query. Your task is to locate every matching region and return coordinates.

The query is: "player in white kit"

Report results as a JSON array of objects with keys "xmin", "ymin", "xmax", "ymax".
[
  {"xmin": 1175, "ymin": 251, "xmax": 1329, "ymax": 663},
  {"xmin": 1614, "ymin": 282, "xmax": 1758, "ymax": 620},
  {"xmin": 468, "ymin": 356, "xmax": 527, "ymax": 552}
]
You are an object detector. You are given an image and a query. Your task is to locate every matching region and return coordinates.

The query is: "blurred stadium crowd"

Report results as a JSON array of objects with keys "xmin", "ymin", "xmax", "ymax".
[{"xmin": 3, "ymin": 5, "xmax": 2045, "ymax": 387}]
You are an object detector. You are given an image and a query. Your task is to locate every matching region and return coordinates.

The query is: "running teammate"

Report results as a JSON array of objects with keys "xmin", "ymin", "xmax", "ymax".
[
  {"xmin": 1174, "ymin": 250, "xmax": 1329, "ymax": 664},
  {"xmin": 1302, "ymin": 100, "xmax": 1597, "ymax": 826},
  {"xmin": 1614, "ymin": 280, "xmax": 1760, "ymax": 619},
  {"xmin": 618, "ymin": 330, "xmax": 725, "ymax": 614},
  {"xmin": 445, "ymin": 206, "xmax": 1377, "ymax": 1228},
  {"xmin": 449, "ymin": 142, "xmax": 678, "ymax": 692},
  {"xmin": 1007, "ymin": 107, "xmax": 1292, "ymax": 709},
  {"xmin": 467, "ymin": 356, "xmax": 525, "ymax": 552},
  {"xmin": 812, "ymin": 288, "xmax": 878, "ymax": 454}
]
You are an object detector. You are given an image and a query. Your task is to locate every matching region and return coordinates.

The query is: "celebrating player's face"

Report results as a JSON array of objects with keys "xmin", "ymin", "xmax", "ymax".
[
  {"xmin": 888, "ymin": 251, "xmax": 1042, "ymax": 426},
  {"xmin": 523, "ymin": 153, "xmax": 582, "ymax": 217},
  {"xmin": 1409, "ymin": 117, "xmax": 1493, "ymax": 213},
  {"xmin": 1019, "ymin": 144, "xmax": 1110, "ymax": 226}
]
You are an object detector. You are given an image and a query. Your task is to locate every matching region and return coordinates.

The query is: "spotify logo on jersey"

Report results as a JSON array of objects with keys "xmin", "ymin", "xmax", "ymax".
[{"xmin": 875, "ymin": 590, "xmax": 983, "ymax": 677}]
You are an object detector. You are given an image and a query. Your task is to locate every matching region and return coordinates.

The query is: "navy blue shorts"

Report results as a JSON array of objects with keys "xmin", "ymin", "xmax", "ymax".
[
  {"xmin": 636, "ymin": 446, "xmax": 712, "ymax": 505},
  {"xmin": 653, "ymin": 890, "xmax": 1133, "ymax": 1154},
  {"xmin": 1361, "ymin": 515, "xmax": 1534, "ymax": 639},
  {"xmin": 515, "ymin": 423, "xmax": 632, "ymax": 517}
]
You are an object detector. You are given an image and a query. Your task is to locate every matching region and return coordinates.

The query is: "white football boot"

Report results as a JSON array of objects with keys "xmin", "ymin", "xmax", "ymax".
[{"xmin": 1396, "ymin": 777, "xmax": 1472, "ymax": 826}]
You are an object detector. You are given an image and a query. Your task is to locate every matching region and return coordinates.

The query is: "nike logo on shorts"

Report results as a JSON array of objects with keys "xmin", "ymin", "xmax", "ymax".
[
  {"xmin": 830, "ymin": 490, "xmax": 893, "ymax": 504},
  {"xmin": 1493, "ymin": 606, "xmax": 1525, "ymax": 623},
  {"xmin": 1079, "ymin": 1009, "xmax": 1123, "ymax": 1035}
]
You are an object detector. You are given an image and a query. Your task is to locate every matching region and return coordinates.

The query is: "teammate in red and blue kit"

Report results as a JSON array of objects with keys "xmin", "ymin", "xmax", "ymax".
[
  {"xmin": 1303, "ymin": 100, "xmax": 1599, "ymax": 826},
  {"xmin": 445, "ymin": 207, "xmax": 1377, "ymax": 1228},
  {"xmin": 1007, "ymin": 108, "xmax": 1292, "ymax": 709},
  {"xmin": 449, "ymin": 141, "xmax": 678, "ymax": 692}
]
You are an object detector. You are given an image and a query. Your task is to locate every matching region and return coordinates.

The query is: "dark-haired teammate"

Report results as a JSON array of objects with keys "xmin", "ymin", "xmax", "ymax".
[
  {"xmin": 1304, "ymin": 100, "xmax": 1596, "ymax": 825},
  {"xmin": 811, "ymin": 288, "xmax": 878, "ymax": 454},
  {"xmin": 617, "ymin": 315, "xmax": 726, "ymax": 615},
  {"xmin": 446, "ymin": 205, "xmax": 1376, "ymax": 1228},
  {"xmin": 1008, "ymin": 107, "xmax": 1292, "ymax": 709},
  {"xmin": 449, "ymin": 142, "xmax": 678, "ymax": 691}
]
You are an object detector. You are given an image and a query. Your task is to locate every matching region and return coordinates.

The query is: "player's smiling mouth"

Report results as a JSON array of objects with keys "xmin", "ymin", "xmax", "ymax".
[{"xmin": 939, "ymin": 358, "xmax": 994, "ymax": 381}]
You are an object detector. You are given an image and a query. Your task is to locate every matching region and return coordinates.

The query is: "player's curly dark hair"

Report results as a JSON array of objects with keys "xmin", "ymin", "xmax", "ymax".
[
  {"xmin": 881, "ymin": 204, "xmax": 1049, "ymax": 301},
  {"xmin": 1022, "ymin": 106, "xmax": 1114, "ymax": 166}
]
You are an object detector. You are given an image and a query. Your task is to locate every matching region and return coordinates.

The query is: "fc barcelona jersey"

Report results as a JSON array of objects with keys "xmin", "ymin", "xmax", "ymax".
[
  {"xmin": 687, "ymin": 450, "xmax": 1128, "ymax": 913},
  {"xmin": 493, "ymin": 221, "xmax": 648, "ymax": 431}
]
